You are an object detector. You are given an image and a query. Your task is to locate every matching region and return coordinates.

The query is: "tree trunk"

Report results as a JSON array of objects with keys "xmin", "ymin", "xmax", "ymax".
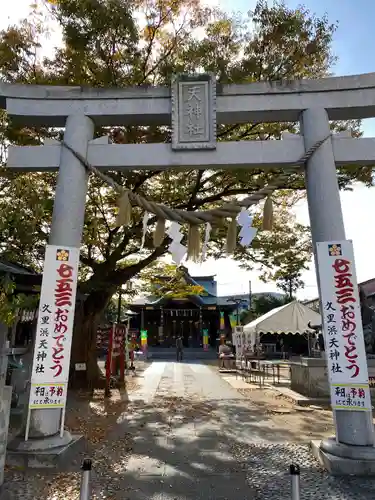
[
  {"xmin": 69, "ymin": 289, "xmax": 113, "ymax": 390},
  {"xmin": 67, "ymin": 249, "xmax": 165, "ymax": 389}
]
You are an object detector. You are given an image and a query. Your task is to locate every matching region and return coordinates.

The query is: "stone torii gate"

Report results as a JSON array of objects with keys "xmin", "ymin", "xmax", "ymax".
[{"xmin": 3, "ymin": 72, "xmax": 375, "ymax": 473}]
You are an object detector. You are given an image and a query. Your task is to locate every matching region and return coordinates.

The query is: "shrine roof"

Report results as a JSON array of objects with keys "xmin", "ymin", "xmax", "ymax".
[
  {"xmin": 129, "ymin": 294, "xmax": 237, "ymax": 308},
  {"xmin": 129, "ymin": 290, "xmax": 285, "ymax": 309},
  {"xmin": 183, "ymin": 273, "xmax": 217, "ymax": 297},
  {"xmin": 0, "ymin": 259, "xmax": 38, "ymax": 276},
  {"xmin": 0, "ymin": 259, "xmax": 41, "ymax": 295},
  {"xmin": 191, "ymin": 275, "xmax": 216, "ymax": 281}
]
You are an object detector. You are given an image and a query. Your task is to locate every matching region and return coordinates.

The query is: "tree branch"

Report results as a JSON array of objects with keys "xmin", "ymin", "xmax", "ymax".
[
  {"xmin": 133, "ymin": 170, "xmax": 163, "ymax": 191},
  {"xmin": 85, "ymin": 245, "xmax": 168, "ymax": 292},
  {"xmin": 80, "ymin": 253, "xmax": 95, "ymax": 268},
  {"xmin": 139, "ymin": 11, "xmax": 189, "ymax": 84},
  {"xmin": 218, "ymin": 122, "xmax": 259, "ymax": 140},
  {"xmin": 140, "ymin": 2, "xmax": 169, "ymax": 81},
  {"xmin": 187, "ymin": 170, "xmax": 204, "ymax": 209},
  {"xmin": 186, "ymin": 187, "xmax": 256, "ymax": 209}
]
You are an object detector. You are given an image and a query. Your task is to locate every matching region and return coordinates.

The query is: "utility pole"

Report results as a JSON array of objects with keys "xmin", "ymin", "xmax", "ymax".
[
  {"xmin": 248, "ymin": 280, "xmax": 252, "ymax": 311},
  {"xmin": 117, "ymin": 288, "xmax": 123, "ymax": 324},
  {"xmin": 117, "ymin": 281, "xmax": 133, "ymax": 324},
  {"xmin": 289, "ymin": 278, "xmax": 293, "ymax": 301},
  {"xmin": 228, "ymin": 297, "xmax": 246, "ymax": 326}
]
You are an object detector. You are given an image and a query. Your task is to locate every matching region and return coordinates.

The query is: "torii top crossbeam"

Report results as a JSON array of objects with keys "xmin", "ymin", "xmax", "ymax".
[
  {"xmin": 2, "ymin": 72, "xmax": 375, "ymax": 127},
  {"xmin": 5, "ymin": 72, "xmax": 375, "ymax": 173}
]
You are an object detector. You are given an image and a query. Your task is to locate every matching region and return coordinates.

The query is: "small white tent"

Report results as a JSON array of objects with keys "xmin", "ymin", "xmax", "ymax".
[{"xmin": 243, "ymin": 300, "xmax": 322, "ymax": 348}]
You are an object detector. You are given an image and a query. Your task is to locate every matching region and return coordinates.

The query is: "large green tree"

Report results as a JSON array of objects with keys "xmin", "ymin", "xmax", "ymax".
[
  {"xmin": 240, "ymin": 293, "xmax": 291, "ymax": 324},
  {"xmin": 274, "ymin": 263, "xmax": 306, "ymax": 299},
  {"xmin": 0, "ymin": 0, "xmax": 372, "ymax": 386}
]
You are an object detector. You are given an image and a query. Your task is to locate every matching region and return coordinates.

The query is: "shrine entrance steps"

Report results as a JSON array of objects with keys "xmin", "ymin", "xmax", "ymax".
[{"xmin": 147, "ymin": 347, "xmax": 217, "ymax": 361}]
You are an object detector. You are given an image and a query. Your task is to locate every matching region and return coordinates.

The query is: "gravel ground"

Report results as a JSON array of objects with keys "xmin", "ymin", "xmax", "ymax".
[
  {"xmin": 219, "ymin": 373, "xmax": 375, "ymax": 499},
  {"xmin": 2, "ymin": 362, "xmax": 375, "ymax": 499},
  {"xmin": 232, "ymin": 440, "xmax": 375, "ymax": 500},
  {"xmin": 2, "ymin": 375, "xmax": 139, "ymax": 500},
  {"xmin": 236, "ymin": 386, "xmax": 334, "ymax": 442}
]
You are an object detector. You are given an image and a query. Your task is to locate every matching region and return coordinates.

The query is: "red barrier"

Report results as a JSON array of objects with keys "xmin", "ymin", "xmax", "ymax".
[
  {"xmin": 117, "ymin": 325, "xmax": 126, "ymax": 385},
  {"xmin": 105, "ymin": 325, "xmax": 115, "ymax": 397},
  {"xmin": 104, "ymin": 324, "xmax": 126, "ymax": 395}
]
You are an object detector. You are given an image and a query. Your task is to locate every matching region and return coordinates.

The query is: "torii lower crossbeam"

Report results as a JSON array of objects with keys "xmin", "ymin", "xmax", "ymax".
[{"xmin": 7, "ymin": 135, "xmax": 375, "ymax": 172}]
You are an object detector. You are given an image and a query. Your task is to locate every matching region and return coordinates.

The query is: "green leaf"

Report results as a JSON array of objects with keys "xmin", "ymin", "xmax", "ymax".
[{"xmin": 0, "ymin": 0, "xmax": 371, "ymax": 314}]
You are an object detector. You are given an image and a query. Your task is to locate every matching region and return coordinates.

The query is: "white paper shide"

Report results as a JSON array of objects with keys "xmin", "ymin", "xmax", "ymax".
[
  {"xmin": 237, "ymin": 208, "xmax": 257, "ymax": 247},
  {"xmin": 316, "ymin": 240, "xmax": 371, "ymax": 411},
  {"xmin": 167, "ymin": 222, "xmax": 187, "ymax": 264}
]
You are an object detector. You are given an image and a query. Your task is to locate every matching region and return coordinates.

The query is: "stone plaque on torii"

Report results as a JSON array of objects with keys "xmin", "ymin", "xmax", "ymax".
[
  {"xmin": 3, "ymin": 72, "xmax": 375, "ymax": 473},
  {"xmin": 171, "ymin": 73, "xmax": 216, "ymax": 150}
]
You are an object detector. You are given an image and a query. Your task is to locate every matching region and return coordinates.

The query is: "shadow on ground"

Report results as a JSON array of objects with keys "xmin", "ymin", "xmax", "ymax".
[{"xmin": 4, "ymin": 392, "xmax": 374, "ymax": 499}]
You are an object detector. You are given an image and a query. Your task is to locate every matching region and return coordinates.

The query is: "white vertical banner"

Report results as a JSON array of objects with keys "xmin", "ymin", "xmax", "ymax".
[
  {"xmin": 316, "ymin": 240, "xmax": 371, "ymax": 411},
  {"xmin": 29, "ymin": 245, "xmax": 79, "ymax": 405}
]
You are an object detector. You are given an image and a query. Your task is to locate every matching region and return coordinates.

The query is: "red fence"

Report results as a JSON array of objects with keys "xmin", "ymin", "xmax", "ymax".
[{"xmin": 97, "ymin": 324, "xmax": 127, "ymax": 396}]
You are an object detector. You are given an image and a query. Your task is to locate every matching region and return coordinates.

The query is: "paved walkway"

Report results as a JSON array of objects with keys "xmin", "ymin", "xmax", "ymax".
[
  {"xmin": 121, "ymin": 362, "xmax": 250, "ymax": 499},
  {"xmin": 108, "ymin": 361, "xmax": 375, "ymax": 500}
]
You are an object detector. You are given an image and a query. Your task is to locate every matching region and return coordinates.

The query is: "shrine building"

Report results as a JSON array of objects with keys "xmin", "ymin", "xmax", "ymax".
[{"xmin": 129, "ymin": 270, "xmax": 240, "ymax": 348}]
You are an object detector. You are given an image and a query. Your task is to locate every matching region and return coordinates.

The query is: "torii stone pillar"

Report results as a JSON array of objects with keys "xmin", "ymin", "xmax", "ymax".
[
  {"xmin": 8, "ymin": 114, "xmax": 94, "ymax": 457},
  {"xmin": 301, "ymin": 108, "xmax": 375, "ymax": 462}
]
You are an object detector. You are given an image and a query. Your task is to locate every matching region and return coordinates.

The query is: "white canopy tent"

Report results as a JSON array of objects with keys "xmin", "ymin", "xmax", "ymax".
[{"xmin": 240, "ymin": 300, "xmax": 322, "ymax": 351}]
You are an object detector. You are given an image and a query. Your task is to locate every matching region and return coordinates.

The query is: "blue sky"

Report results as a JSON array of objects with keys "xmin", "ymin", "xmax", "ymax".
[
  {"xmin": 2, "ymin": 0, "xmax": 375, "ymax": 300},
  {"xmin": 191, "ymin": 0, "xmax": 375, "ymax": 299},
  {"xmin": 217, "ymin": 0, "xmax": 375, "ymax": 136}
]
